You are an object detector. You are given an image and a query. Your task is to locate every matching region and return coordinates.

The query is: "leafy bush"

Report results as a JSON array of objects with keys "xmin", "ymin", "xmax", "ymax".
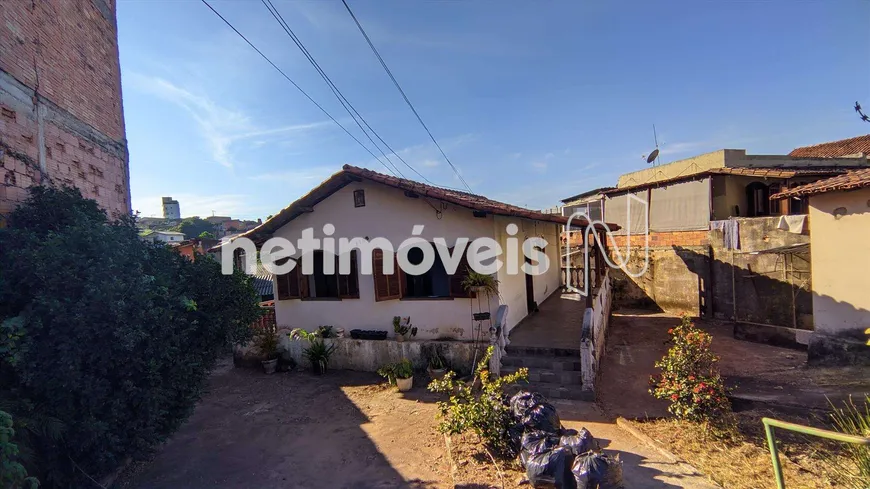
[
  {"xmin": 428, "ymin": 346, "xmax": 528, "ymax": 456},
  {"xmin": 289, "ymin": 328, "xmax": 336, "ymax": 373},
  {"xmin": 829, "ymin": 395, "xmax": 870, "ymax": 488},
  {"xmin": 254, "ymin": 323, "xmax": 281, "ymax": 360},
  {"xmin": 649, "ymin": 315, "xmax": 731, "ymax": 422},
  {"xmin": 1, "ymin": 410, "xmax": 39, "ymax": 489},
  {"xmin": 377, "ymin": 359, "xmax": 414, "ymax": 384},
  {"xmin": 0, "ymin": 187, "xmax": 261, "ymax": 487}
]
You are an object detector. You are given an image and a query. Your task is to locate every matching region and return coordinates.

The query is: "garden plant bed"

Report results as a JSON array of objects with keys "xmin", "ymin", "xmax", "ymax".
[{"xmin": 626, "ymin": 409, "xmax": 855, "ymax": 489}]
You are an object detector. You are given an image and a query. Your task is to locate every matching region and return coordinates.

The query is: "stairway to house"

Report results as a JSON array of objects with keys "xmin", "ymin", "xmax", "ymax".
[{"xmin": 500, "ymin": 345, "xmax": 590, "ymax": 401}]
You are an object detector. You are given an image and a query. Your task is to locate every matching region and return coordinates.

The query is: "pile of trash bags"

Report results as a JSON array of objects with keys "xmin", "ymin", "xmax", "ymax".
[{"xmin": 508, "ymin": 391, "xmax": 625, "ymax": 489}]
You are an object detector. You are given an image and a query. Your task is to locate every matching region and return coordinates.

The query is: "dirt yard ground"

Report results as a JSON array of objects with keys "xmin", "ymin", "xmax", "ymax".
[
  {"xmin": 598, "ymin": 310, "xmax": 870, "ymax": 418},
  {"xmin": 124, "ymin": 358, "xmax": 719, "ymax": 489},
  {"xmin": 597, "ymin": 310, "xmax": 870, "ymax": 489}
]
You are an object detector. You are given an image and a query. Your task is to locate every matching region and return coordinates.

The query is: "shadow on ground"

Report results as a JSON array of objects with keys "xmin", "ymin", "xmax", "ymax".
[{"xmin": 126, "ymin": 365, "xmax": 441, "ymax": 489}]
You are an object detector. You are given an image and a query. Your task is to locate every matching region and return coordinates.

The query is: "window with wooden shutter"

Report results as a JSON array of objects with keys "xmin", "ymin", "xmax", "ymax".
[
  {"xmin": 449, "ymin": 247, "xmax": 474, "ymax": 298},
  {"xmin": 338, "ymin": 251, "xmax": 360, "ymax": 299},
  {"xmin": 276, "ymin": 259, "xmax": 301, "ymax": 300},
  {"xmin": 372, "ymin": 249, "xmax": 401, "ymax": 301}
]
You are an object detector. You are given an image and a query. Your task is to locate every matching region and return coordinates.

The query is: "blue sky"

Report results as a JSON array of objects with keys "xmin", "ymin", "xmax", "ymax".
[{"xmin": 118, "ymin": 0, "xmax": 870, "ymax": 219}]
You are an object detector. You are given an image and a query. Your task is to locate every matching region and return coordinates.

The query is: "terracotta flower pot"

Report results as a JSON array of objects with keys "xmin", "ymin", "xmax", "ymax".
[
  {"xmin": 396, "ymin": 376, "xmax": 413, "ymax": 392},
  {"xmin": 396, "ymin": 334, "xmax": 406, "ymax": 343}
]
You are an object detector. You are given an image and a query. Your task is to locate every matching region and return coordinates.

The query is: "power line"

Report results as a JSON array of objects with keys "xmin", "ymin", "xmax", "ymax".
[
  {"xmin": 260, "ymin": 0, "xmax": 404, "ymax": 179},
  {"xmin": 341, "ymin": 0, "xmax": 473, "ymax": 192},
  {"xmin": 199, "ymin": 0, "xmax": 397, "ymax": 176},
  {"xmin": 262, "ymin": 0, "xmax": 453, "ymax": 188}
]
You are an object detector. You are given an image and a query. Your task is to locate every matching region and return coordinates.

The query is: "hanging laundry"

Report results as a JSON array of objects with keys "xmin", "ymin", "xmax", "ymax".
[
  {"xmin": 710, "ymin": 220, "xmax": 739, "ymax": 250},
  {"xmin": 777, "ymin": 215, "xmax": 807, "ymax": 234}
]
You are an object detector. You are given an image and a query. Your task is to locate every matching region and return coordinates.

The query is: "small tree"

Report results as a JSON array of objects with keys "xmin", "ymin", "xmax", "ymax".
[
  {"xmin": 198, "ymin": 231, "xmax": 215, "ymax": 239},
  {"xmin": 0, "ymin": 186, "xmax": 261, "ymax": 486},
  {"xmin": 429, "ymin": 346, "xmax": 528, "ymax": 456},
  {"xmin": 649, "ymin": 315, "xmax": 731, "ymax": 422}
]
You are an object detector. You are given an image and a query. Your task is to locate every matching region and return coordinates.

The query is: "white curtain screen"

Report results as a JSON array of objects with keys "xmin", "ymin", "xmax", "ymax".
[{"xmin": 649, "ymin": 178, "xmax": 711, "ymax": 231}]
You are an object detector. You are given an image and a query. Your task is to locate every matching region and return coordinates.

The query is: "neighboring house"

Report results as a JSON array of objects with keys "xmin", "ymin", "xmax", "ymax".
[
  {"xmin": 788, "ymin": 133, "xmax": 870, "ymax": 159},
  {"xmin": 772, "ymin": 168, "xmax": 870, "ymax": 365},
  {"xmin": 175, "ymin": 237, "xmax": 221, "ymax": 261},
  {"xmin": 234, "ymin": 165, "xmax": 610, "ymax": 340},
  {"xmin": 252, "ymin": 264, "xmax": 275, "ymax": 302},
  {"xmin": 140, "ymin": 230, "xmax": 185, "ymax": 243},
  {"xmin": 560, "ymin": 146, "xmax": 870, "ymax": 339}
]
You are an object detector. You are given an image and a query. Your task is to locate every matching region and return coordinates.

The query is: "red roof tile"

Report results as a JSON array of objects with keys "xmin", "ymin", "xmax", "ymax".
[
  {"xmin": 788, "ymin": 134, "xmax": 870, "ymax": 158},
  {"xmin": 240, "ymin": 165, "xmax": 618, "ymax": 243},
  {"xmin": 771, "ymin": 167, "xmax": 870, "ymax": 199}
]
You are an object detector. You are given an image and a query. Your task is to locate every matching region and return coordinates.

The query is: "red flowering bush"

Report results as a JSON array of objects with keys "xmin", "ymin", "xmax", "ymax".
[{"xmin": 650, "ymin": 315, "xmax": 731, "ymax": 422}]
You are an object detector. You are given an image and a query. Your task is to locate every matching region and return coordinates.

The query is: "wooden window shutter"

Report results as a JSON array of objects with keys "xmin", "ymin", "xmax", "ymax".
[
  {"xmin": 338, "ymin": 252, "xmax": 360, "ymax": 298},
  {"xmin": 276, "ymin": 259, "xmax": 301, "ymax": 300},
  {"xmin": 449, "ymin": 247, "xmax": 474, "ymax": 298},
  {"xmin": 372, "ymin": 249, "xmax": 401, "ymax": 301}
]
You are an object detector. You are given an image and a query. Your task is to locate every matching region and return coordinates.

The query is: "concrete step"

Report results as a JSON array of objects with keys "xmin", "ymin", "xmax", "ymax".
[
  {"xmin": 506, "ymin": 380, "xmax": 592, "ymax": 401},
  {"xmin": 505, "ymin": 345, "xmax": 583, "ymax": 357},
  {"xmin": 501, "ymin": 355, "xmax": 582, "ymax": 371},
  {"xmin": 502, "ymin": 365, "xmax": 583, "ymax": 386}
]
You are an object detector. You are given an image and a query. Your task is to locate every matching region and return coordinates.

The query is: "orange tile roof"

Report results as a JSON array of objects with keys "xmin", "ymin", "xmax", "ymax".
[
  {"xmin": 771, "ymin": 167, "xmax": 870, "ymax": 199},
  {"xmin": 239, "ymin": 165, "xmax": 619, "ymax": 243},
  {"xmin": 788, "ymin": 134, "xmax": 870, "ymax": 158}
]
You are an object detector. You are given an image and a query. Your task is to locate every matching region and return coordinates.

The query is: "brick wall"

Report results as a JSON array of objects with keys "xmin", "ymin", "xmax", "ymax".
[{"xmin": 0, "ymin": 0, "xmax": 129, "ymax": 220}]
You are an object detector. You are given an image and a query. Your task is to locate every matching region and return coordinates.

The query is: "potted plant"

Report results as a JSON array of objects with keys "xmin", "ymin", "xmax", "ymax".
[
  {"xmin": 462, "ymin": 271, "xmax": 499, "ymax": 315},
  {"xmin": 378, "ymin": 359, "xmax": 415, "ymax": 392},
  {"xmin": 255, "ymin": 327, "xmax": 281, "ymax": 374},
  {"xmin": 289, "ymin": 328, "xmax": 337, "ymax": 375},
  {"xmin": 427, "ymin": 350, "xmax": 448, "ymax": 380},
  {"xmin": 393, "ymin": 316, "xmax": 418, "ymax": 342}
]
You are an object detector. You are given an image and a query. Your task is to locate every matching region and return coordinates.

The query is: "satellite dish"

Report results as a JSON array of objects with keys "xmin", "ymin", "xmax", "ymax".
[{"xmin": 646, "ymin": 148, "xmax": 659, "ymax": 164}]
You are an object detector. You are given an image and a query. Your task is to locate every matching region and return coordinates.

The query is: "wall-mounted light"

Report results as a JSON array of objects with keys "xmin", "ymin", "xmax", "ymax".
[{"xmin": 833, "ymin": 207, "xmax": 847, "ymax": 220}]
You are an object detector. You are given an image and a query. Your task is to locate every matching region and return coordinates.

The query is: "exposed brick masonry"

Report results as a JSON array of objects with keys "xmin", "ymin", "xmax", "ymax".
[{"xmin": 0, "ymin": 0, "xmax": 129, "ymax": 219}]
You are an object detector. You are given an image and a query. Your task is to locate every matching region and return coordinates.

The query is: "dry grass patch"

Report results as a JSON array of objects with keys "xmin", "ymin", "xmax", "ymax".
[
  {"xmin": 631, "ymin": 410, "xmax": 854, "ymax": 489},
  {"xmin": 446, "ymin": 433, "xmax": 526, "ymax": 488}
]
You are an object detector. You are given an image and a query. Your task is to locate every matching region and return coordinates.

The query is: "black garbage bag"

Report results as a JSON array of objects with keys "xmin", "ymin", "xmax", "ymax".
[
  {"xmin": 521, "ymin": 402, "xmax": 562, "ymax": 433},
  {"xmin": 520, "ymin": 430, "xmax": 561, "ymax": 466},
  {"xmin": 572, "ymin": 451, "xmax": 625, "ymax": 489},
  {"xmin": 526, "ymin": 446, "xmax": 577, "ymax": 489},
  {"xmin": 507, "ymin": 422, "xmax": 525, "ymax": 454},
  {"xmin": 510, "ymin": 390, "xmax": 548, "ymax": 420},
  {"xmin": 559, "ymin": 427, "xmax": 595, "ymax": 456}
]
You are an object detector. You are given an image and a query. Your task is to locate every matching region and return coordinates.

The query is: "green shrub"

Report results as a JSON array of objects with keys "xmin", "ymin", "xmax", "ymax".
[
  {"xmin": 0, "ymin": 186, "xmax": 261, "ymax": 487},
  {"xmin": 1, "ymin": 410, "xmax": 39, "ymax": 489},
  {"xmin": 649, "ymin": 315, "xmax": 731, "ymax": 422},
  {"xmin": 289, "ymin": 328, "xmax": 336, "ymax": 373},
  {"xmin": 829, "ymin": 395, "xmax": 870, "ymax": 488},
  {"xmin": 428, "ymin": 346, "xmax": 528, "ymax": 456}
]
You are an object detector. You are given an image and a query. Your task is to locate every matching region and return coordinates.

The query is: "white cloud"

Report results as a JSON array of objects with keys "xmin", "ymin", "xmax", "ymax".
[
  {"xmin": 531, "ymin": 160, "xmax": 548, "ymax": 171},
  {"xmin": 127, "ymin": 73, "xmax": 331, "ymax": 168},
  {"xmin": 421, "ymin": 159, "xmax": 440, "ymax": 168}
]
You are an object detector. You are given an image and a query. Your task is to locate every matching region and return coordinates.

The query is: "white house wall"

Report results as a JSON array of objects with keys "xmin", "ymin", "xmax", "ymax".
[
  {"xmin": 270, "ymin": 181, "xmax": 501, "ymax": 340},
  {"xmin": 494, "ymin": 216, "xmax": 562, "ymax": 334}
]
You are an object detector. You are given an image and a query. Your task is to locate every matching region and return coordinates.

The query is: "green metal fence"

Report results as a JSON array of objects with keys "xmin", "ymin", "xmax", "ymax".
[{"xmin": 762, "ymin": 417, "xmax": 870, "ymax": 489}]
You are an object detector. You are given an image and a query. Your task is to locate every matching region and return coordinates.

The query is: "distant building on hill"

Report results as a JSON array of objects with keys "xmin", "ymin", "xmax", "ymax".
[{"xmin": 162, "ymin": 197, "xmax": 181, "ymax": 220}]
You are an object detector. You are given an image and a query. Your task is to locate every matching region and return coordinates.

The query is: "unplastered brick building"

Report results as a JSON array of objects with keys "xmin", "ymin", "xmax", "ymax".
[{"xmin": 0, "ymin": 0, "xmax": 130, "ymax": 222}]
